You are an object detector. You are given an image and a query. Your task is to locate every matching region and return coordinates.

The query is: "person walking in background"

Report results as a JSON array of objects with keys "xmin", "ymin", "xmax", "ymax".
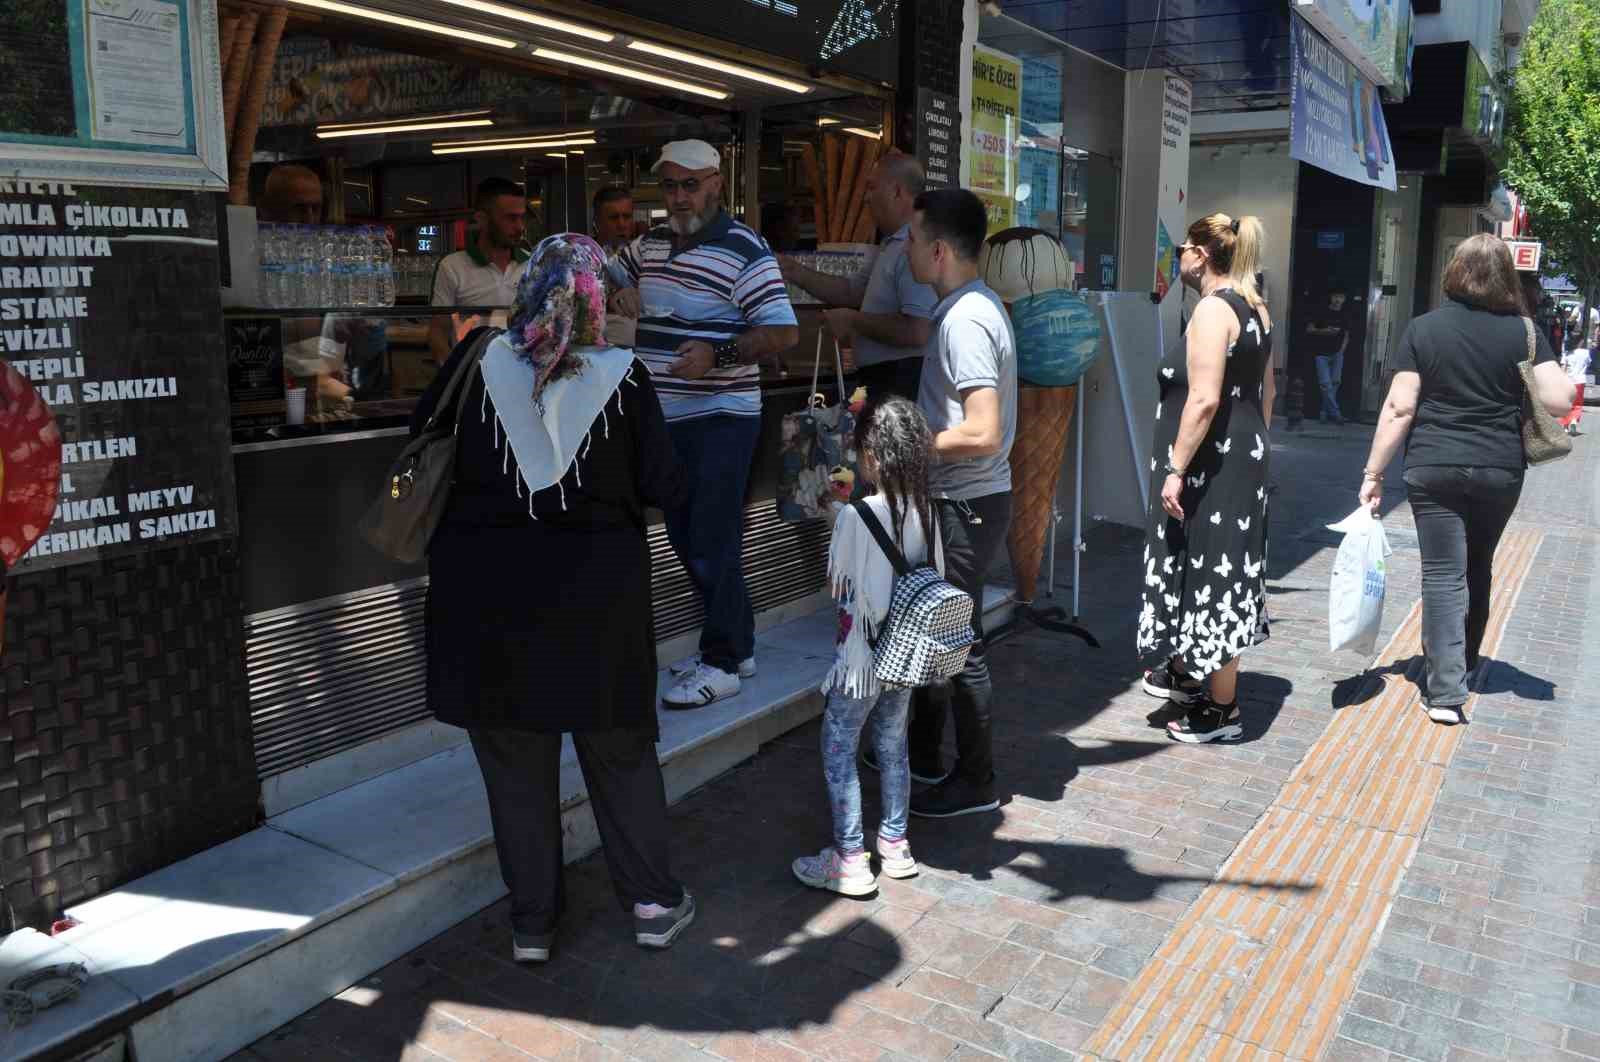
[
  {"xmin": 780, "ymin": 153, "xmax": 938, "ymax": 401},
  {"xmin": 607, "ymin": 139, "xmax": 799, "ymax": 709},
  {"xmin": 1306, "ymin": 288, "xmax": 1352, "ymax": 424},
  {"xmin": 1359, "ymin": 234, "xmax": 1573, "ymax": 725},
  {"xmin": 1560, "ymin": 341, "xmax": 1589, "ymax": 436},
  {"xmin": 419, "ymin": 235, "xmax": 696, "ymax": 961},
  {"xmin": 1138, "ymin": 213, "xmax": 1274, "ymax": 744},
  {"xmin": 893, "ymin": 188, "xmax": 1016, "ymax": 819},
  {"xmin": 792, "ymin": 398, "xmax": 940, "ymax": 895},
  {"xmin": 592, "ymin": 186, "xmax": 635, "ymax": 255}
]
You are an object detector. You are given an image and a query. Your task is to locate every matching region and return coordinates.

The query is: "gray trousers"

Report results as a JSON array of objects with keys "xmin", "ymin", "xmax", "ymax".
[
  {"xmin": 1403, "ymin": 465, "xmax": 1523, "ymax": 707},
  {"xmin": 469, "ymin": 728, "xmax": 683, "ymax": 935}
]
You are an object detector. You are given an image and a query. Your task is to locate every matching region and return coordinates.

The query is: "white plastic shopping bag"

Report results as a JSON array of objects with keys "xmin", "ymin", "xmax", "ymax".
[{"xmin": 1327, "ymin": 507, "xmax": 1392, "ymax": 655}]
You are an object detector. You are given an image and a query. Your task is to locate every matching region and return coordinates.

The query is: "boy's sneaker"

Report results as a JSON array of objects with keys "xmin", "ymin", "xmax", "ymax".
[
  {"xmin": 911, "ymin": 775, "xmax": 1000, "ymax": 818},
  {"xmin": 512, "ymin": 931, "xmax": 552, "ymax": 963},
  {"xmin": 874, "ymin": 835, "xmax": 918, "ymax": 879},
  {"xmin": 669, "ymin": 655, "xmax": 757, "ymax": 680},
  {"xmin": 663, "ymin": 663, "xmax": 740, "ymax": 709},
  {"xmin": 1426, "ymin": 702, "xmax": 1466, "ymax": 725},
  {"xmin": 634, "ymin": 893, "xmax": 696, "ymax": 949},
  {"xmin": 792, "ymin": 847, "xmax": 877, "ymax": 896},
  {"xmin": 1167, "ymin": 698, "xmax": 1244, "ymax": 744},
  {"xmin": 860, "ymin": 745, "xmax": 948, "ymax": 785},
  {"xmin": 1142, "ymin": 663, "xmax": 1202, "ymax": 705}
]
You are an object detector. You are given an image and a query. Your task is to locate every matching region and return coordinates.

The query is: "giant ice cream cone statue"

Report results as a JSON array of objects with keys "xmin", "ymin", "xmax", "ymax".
[{"xmin": 980, "ymin": 229, "xmax": 1103, "ymax": 605}]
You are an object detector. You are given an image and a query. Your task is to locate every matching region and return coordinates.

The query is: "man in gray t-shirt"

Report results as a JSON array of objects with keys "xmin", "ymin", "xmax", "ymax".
[
  {"xmin": 781, "ymin": 153, "xmax": 938, "ymax": 400},
  {"xmin": 901, "ymin": 188, "xmax": 1018, "ymax": 820}
]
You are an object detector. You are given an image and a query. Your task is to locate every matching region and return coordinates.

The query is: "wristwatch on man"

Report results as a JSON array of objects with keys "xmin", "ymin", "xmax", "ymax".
[{"xmin": 713, "ymin": 339, "xmax": 741, "ymax": 369}]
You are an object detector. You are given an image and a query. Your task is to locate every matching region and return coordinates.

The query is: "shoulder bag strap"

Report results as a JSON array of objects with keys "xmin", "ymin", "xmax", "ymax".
[
  {"xmin": 850, "ymin": 499, "xmax": 913, "ymax": 578},
  {"xmin": 1520, "ymin": 316, "xmax": 1537, "ymax": 366},
  {"xmin": 423, "ymin": 327, "xmax": 496, "ymax": 434}
]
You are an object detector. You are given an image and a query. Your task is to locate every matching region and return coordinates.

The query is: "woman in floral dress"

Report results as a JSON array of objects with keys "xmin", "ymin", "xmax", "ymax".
[{"xmin": 1137, "ymin": 213, "xmax": 1274, "ymax": 743}]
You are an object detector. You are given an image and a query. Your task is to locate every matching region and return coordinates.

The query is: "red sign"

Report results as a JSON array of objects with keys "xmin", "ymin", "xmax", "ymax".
[
  {"xmin": 0, "ymin": 360, "xmax": 64, "ymax": 570},
  {"xmin": 1506, "ymin": 239, "xmax": 1542, "ymax": 272}
]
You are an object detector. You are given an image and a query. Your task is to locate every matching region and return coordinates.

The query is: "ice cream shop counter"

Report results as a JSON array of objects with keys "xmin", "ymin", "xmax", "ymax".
[{"xmin": 225, "ymin": 305, "xmax": 833, "ymax": 810}]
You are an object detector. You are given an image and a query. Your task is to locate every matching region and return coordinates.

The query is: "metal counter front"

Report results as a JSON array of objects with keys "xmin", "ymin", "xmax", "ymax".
[{"xmin": 230, "ymin": 307, "xmax": 837, "ymax": 796}]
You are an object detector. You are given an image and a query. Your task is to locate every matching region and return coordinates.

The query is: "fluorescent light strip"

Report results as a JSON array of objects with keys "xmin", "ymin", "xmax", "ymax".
[
  {"xmin": 433, "ymin": 137, "xmax": 598, "ymax": 155},
  {"xmin": 818, "ymin": 117, "xmax": 840, "ymax": 126},
  {"xmin": 318, "ymin": 118, "xmax": 494, "ymax": 138},
  {"xmin": 432, "ymin": 129, "xmax": 594, "ymax": 148},
  {"xmin": 285, "ymin": 0, "xmax": 517, "ymax": 47},
  {"xmin": 843, "ymin": 127, "xmax": 882, "ymax": 140},
  {"xmin": 318, "ymin": 110, "xmax": 490, "ymax": 131},
  {"xmin": 626, "ymin": 40, "xmax": 809, "ymax": 93},
  {"xmin": 546, "ymin": 152, "xmax": 567, "ymax": 157},
  {"xmin": 531, "ymin": 47, "xmax": 728, "ymax": 100},
  {"xmin": 429, "ymin": 0, "xmax": 613, "ymax": 41}
]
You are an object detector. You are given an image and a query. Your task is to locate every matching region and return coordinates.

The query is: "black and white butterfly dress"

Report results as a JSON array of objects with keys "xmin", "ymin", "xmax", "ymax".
[{"xmin": 1137, "ymin": 289, "xmax": 1272, "ymax": 679}]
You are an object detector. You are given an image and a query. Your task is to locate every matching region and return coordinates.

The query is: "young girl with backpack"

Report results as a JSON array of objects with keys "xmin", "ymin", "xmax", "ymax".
[{"xmin": 793, "ymin": 398, "xmax": 944, "ymax": 896}]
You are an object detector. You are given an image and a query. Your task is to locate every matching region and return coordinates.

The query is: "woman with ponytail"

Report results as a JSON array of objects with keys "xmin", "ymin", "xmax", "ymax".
[{"xmin": 1137, "ymin": 213, "xmax": 1275, "ymax": 743}]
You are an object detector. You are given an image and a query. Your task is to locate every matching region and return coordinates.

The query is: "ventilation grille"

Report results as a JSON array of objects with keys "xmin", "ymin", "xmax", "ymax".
[{"xmin": 245, "ymin": 501, "xmax": 830, "ymax": 779}]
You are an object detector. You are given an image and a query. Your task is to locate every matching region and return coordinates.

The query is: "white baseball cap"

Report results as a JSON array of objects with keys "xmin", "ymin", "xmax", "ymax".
[{"xmin": 652, "ymin": 139, "xmax": 721, "ymax": 174}]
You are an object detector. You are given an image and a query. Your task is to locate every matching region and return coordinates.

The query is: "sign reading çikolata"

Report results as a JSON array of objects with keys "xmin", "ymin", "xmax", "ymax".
[{"xmin": 0, "ymin": 180, "xmax": 235, "ymax": 571}]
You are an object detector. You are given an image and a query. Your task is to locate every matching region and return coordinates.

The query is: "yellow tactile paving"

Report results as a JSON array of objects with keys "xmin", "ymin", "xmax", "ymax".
[{"xmin": 1081, "ymin": 527, "xmax": 1543, "ymax": 1061}]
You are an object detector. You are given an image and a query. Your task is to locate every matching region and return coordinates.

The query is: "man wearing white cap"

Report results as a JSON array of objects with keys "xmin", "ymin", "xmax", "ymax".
[{"xmin": 608, "ymin": 139, "xmax": 799, "ymax": 708}]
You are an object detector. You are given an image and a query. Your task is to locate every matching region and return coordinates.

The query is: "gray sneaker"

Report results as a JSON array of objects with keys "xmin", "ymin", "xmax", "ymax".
[
  {"xmin": 634, "ymin": 892, "xmax": 696, "ymax": 949},
  {"xmin": 512, "ymin": 931, "xmax": 552, "ymax": 963}
]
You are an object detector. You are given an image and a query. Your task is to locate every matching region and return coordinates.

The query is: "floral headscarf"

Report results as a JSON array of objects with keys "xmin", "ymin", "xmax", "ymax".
[{"xmin": 507, "ymin": 233, "xmax": 608, "ymax": 403}]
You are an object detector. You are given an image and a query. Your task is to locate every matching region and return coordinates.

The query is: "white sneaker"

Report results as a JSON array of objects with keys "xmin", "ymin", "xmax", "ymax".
[
  {"xmin": 669, "ymin": 655, "xmax": 756, "ymax": 679},
  {"xmin": 662, "ymin": 663, "xmax": 741, "ymax": 709},
  {"xmin": 792, "ymin": 847, "xmax": 876, "ymax": 896},
  {"xmin": 875, "ymin": 835, "xmax": 919, "ymax": 880},
  {"xmin": 1427, "ymin": 703, "xmax": 1466, "ymax": 725}
]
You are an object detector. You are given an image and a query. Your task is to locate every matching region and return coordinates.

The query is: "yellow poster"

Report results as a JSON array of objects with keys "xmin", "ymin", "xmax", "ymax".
[{"xmin": 970, "ymin": 45, "xmax": 1021, "ymax": 236}]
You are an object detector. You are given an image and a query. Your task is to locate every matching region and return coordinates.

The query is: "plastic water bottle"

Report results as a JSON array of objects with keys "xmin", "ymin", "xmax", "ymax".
[
  {"xmin": 371, "ymin": 226, "xmax": 396, "ymax": 307},
  {"xmin": 256, "ymin": 224, "xmax": 279, "ymax": 308},
  {"xmin": 317, "ymin": 226, "xmax": 343, "ymax": 307},
  {"xmin": 344, "ymin": 227, "xmax": 370, "ymax": 308},
  {"xmin": 292, "ymin": 224, "xmax": 318, "ymax": 308}
]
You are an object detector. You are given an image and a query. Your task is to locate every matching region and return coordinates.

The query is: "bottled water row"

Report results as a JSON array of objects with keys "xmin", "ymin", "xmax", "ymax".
[{"xmin": 257, "ymin": 224, "xmax": 396, "ymax": 309}]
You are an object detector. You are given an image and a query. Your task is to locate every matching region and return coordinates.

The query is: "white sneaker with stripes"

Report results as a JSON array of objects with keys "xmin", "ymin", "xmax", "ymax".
[{"xmin": 662, "ymin": 662, "xmax": 740, "ymax": 709}]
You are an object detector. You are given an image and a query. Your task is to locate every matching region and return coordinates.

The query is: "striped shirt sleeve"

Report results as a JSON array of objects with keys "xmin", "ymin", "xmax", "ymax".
[
  {"xmin": 732, "ymin": 252, "xmax": 798, "ymax": 328},
  {"xmin": 607, "ymin": 238, "xmax": 643, "ymax": 290}
]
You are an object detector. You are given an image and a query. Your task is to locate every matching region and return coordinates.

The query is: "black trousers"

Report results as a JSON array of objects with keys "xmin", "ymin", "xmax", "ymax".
[
  {"xmin": 469, "ymin": 727, "xmax": 683, "ymax": 935},
  {"xmin": 854, "ymin": 357, "xmax": 925, "ymax": 403},
  {"xmin": 1403, "ymin": 465, "xmax": 1523, "ymax": 707},
  {"xmin": 909, "ymin": 492, "xmax": 1013, "ymax": 784}
]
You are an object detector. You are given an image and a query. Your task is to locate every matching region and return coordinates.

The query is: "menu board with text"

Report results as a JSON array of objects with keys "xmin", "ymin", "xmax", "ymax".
[{"xmin": 1, "ymin": 180, "xmax": 235, "ymax": 571}]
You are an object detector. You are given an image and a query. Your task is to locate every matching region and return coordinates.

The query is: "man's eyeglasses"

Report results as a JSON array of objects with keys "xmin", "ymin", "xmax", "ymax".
[{"xmin": 660, "ymin": 177, "xmax": 712, "ymax": 195}]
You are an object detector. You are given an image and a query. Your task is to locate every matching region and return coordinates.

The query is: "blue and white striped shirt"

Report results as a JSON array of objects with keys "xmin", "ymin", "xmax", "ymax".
[{"xmin": 607, "ymin": 213, "xmax": 797, "ymax": 421}]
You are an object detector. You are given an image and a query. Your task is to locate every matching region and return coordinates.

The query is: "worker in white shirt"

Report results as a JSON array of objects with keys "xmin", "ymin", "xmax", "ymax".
[{"xmin": 429, "ymin": 177, "xmax": 530, "ymax": 363}]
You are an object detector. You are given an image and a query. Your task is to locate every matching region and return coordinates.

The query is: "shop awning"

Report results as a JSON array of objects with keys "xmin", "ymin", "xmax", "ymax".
[{"xmin": 998, "ymin": 1, "xmax": 1292, "ymax": 113}]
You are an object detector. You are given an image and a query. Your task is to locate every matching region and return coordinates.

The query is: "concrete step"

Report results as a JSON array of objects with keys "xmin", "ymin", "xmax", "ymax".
[{"xmin": 3, "ymin": 590, "xmax": 1013, "ymax": 1062}]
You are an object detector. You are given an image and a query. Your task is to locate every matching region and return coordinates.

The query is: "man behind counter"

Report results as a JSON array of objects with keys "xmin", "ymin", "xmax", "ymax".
[
  {"xmin": 429, "ymin": 177, "xmax": 530, "ymax": 362},
  {"xmin": 780, "ymin": 152, "xmax": 937, "ymax": 400}
]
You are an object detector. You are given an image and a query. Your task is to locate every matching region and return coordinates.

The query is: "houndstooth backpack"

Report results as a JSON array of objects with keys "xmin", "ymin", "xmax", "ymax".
[{"xmin": 851, "ymin": 500, "xmax": 976, "ymax": 688}]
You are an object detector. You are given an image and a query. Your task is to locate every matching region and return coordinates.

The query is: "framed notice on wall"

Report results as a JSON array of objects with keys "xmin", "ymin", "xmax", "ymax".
[
  {"xmin": 0, "ymin": 0, "xmax": 226, "ymax": 191},
  {"xmin": 2, "ymin": 182, "xmax": 236, "ymax": 572}
]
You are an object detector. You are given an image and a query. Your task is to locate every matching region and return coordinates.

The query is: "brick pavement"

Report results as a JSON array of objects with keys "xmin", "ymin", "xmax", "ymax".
[{"xmin": 229, "ymin": 422, "xmax": 1598, "ymax": 1062}]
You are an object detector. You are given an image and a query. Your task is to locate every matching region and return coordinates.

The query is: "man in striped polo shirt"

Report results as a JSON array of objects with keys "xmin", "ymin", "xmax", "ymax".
[{"xmin": 608, "ymin": 139, "xmax": 799, "ymax": 709}]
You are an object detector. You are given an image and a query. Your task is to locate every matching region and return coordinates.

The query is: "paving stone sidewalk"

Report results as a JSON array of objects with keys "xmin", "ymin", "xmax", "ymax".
[{"xmin": 229, "ymin": 422, "xmax": 1596, "ymax": 1062}]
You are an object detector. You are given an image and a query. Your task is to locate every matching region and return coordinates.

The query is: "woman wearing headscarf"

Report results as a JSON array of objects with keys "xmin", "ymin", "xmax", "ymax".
[
  {"xmin": 1359, "ymin": 235, "xmax": 1573, "ymax": 724},
  {"xmin": 413, "ymin": 234, "xmax": 694, "ymax": 962}
]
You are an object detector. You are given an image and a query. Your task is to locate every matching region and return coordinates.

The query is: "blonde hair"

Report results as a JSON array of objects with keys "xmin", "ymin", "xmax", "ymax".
[{"xmin": 1187, "ymin": 212, "xmax": 1266, "ymax": 313}]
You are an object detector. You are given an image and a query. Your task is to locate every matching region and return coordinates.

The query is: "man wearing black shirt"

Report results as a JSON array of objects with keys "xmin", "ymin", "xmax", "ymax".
[{"xmin": 1306, "ymin": 289, "xmax": 1352, "ymax": 424}]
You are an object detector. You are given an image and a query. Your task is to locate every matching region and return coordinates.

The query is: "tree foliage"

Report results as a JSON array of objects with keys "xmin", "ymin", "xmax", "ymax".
[{"xmin": 1503, "ymin": 0, "xmax": 1600, "ymax": 302}]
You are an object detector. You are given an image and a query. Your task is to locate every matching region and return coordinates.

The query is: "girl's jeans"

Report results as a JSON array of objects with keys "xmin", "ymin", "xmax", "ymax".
[{"xmin": 821, "ymin": 687, "xmax": 913, "ymax": 854}]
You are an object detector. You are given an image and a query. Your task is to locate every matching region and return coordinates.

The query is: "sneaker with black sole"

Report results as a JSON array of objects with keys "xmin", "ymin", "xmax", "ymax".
[
  {"xmin": 512, "ymin": 932, "xmax": 552, "ymax": 963},
  {"xmin": 910, "ymin": 775, "xmax": 1000, "ymax": 818},
  {"xmin": 1425, "ymin": 701, "xmax": 1466, "ymax": 725},
  {"xmin": 860, "ymin": 745, "xmax": 948, "ymax": 785},
  {"xmin": 1166, "ymin": 697, "xmax": 1244, "ymax": 743},
  {"xmin": 662, "ymin": 663, "xmax": 740, "ymax": 709},
  {"xmin": 1142, "ymin": 663, "xmax": 1202, "ymax": 705},
  {"xmin": 634, "ymin": 892, "xmax": 695, "ymax": 949}
]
